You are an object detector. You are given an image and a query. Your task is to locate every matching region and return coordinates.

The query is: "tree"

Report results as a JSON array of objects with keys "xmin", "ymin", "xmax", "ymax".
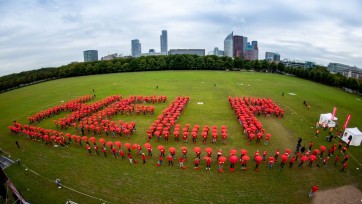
[
  {"xmin": 244, "ymin": 60, "xmax": 252, "ymax": 70},
  {"xmin": 260, "ymin": 60, "xmax": 269, "ymax": 72},
  {"xmin": 205, "ymin": 57, "xmax": 216, "ymax": 69},
  {"xmin": 277, "ymin": 63, "xmax": 285, "ymax": 72},
  {"xmin": 224, "ymin": 57, "xmax": 234, "ymax": 69},
  {"xmin": 139, "ymin": 59, "xmax": 148, "ymax": 70},
  {"xmin": 270, "ymin": 62, "xmax": 277, "ymax": 73},
  {"xmin": 234, "ymin": 57, "xmax": 243, "ymax": 70},
  {"xmin": 194, "ymin": 57, "xmax": 205, "ymax": 69},
  {"xmin": 157, "ymin": 57, "xmax": 167, "ymax": 70},
  {"xmin": 253, "ymin": 60, "xmax": 261, "ymax": 72},
  {"xmin": 129, "ymin": 58, "xmax": 140, "ymax": 71}
]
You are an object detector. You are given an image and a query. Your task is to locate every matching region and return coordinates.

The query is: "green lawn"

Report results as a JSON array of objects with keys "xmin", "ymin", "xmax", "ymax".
[{"xmin": 0, "ymin": 71, "xmax": 361, "ymax": 203}]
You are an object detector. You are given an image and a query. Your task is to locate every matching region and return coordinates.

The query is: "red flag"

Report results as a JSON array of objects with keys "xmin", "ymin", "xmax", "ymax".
[
  {"xmin": 331, "ymin": 107, "xmax": 337, "ymax": 120},
  {"xmin": 343, "ymin": 114, "xmax": 351, "ymax": 129}
]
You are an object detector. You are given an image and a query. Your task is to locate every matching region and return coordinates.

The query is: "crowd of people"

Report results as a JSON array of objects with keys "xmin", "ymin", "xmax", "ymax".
[
  {"xmin": 229, "ymin": 97, "xmax": 284, "ymax": 145},
  {"xmin": 9, "ymin": 94, "xmax": 353, "ymax": 175},
  {"xmin": 27, "ymin": 95, "xmax": 94, "ymax": 123}
]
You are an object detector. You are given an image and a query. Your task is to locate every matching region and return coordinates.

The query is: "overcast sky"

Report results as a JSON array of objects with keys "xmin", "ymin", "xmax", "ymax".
[{"xmin": 1, "ymin": 0, "xmax": 361, "ymax": 76}]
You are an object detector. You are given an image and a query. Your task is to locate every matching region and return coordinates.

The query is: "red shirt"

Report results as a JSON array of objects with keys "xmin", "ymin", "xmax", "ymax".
[{"xmin": 311, "ymin": 185, "xmax": 319, "ymax": 192}]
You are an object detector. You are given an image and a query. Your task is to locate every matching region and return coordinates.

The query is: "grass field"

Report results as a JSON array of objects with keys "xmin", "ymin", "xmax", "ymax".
[{"xmin": 0, "ymin": 71, "xmax": 361, "ymax": 203}]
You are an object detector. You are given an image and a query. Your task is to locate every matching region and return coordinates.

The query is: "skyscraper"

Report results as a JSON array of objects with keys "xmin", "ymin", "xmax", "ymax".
[
  {"xmin": 83, "ymin": 50, "xmax": 98, "ymax": 62},
  {"xmin": 251, "ymin": 41, "xmax": 259, "ymax": 60},
  {"xmin": 244, "ymin": 42, "xmax": 258, "ymax": 61},
  {"xmin": 265, "ymin": 52, "xmax": 275, "ymax": 61},
  {"xmin": 233, "ymin": 35, "xmax": 244, "ymax": 58},
  {"xmin": 131, "ymin": 39, "xmax": 141, "ymax": 57},
  {"xmin": 224, "ymin": 32, "xmax": 233, "ymax": 58},
  {"xmin": 160, "ymin": 30, "xmax": 168, "ymax": 53}
]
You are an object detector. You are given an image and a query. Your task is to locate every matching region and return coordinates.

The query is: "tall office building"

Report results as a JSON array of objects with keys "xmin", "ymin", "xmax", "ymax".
[
  {"xmin": 265, "ymin": 52, "xmax": 275, "ymax": 61},
  {"xmin": 224, "ymin": 32, "xmax": 233, "ymax": 58},
  {"xmin": 131, "ymin": 39, "xmax": 141, "ymax": 57},
  {"xmin": 251, "ymin": 41, "xmax": 259, "ymax": 60},
  {"xmin": 233, "ymin": 35, "xmax": 244, "ymax": 58},
  {"xmin": 243, "ymin": 42, "xmax": 258, "ymax": 61},
  {"xmin": 243, "ymin": 37, "xmax": 248, "ymax": 50},
  {"xmin": 83, "ymin": 50, "xmax": 98, "ymax": 62},
  {"xmin": 160, "ymin": 30, "xmax": 168, "ymax": 53}
]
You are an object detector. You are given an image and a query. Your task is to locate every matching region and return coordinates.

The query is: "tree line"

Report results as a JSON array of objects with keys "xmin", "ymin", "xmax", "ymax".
[{"xmin": 0, "ymin": 54, "xmax": 361, "ymax": 93}]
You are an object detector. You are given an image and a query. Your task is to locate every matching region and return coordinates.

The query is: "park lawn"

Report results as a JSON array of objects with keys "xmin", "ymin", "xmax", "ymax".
[{"xmin": 0, "ymin": 71, "xmax": 361, "ymax": 203}]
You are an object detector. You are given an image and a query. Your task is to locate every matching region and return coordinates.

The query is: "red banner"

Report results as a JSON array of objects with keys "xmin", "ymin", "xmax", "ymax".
[
  {"xmin": 331, "ymin": 107, "xmax": 337, "ymax": 120},
  {"xmin": 343, "ymin": 114, "xmax": 351, "ymax": 129}
]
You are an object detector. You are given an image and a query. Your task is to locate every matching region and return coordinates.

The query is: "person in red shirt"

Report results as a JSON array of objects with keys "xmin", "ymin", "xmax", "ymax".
[
  {"xmin": 94, "ymin": 144, "xmax": 99, "ymax": 156},
  {"xmin": 264, "ymin": 134, "xmax": 270, "ymax": 145},
  {"xmin": 262, "ymin": 150, "xmax": 267, "ymax": 163},
  {"xmin": 179, "ymin": 157, "xmax": 184, "ymax": 168},
  {"xmin": 341, "ymin": 161, "xmax": 348, "ymax": 172},
  {"xmin": 182, "ymin": 148, "xmax": 187, "ymax": 159},
  {"xmin": 120, "ymin": 149, "xmax": 125, "ymax": 159},
  {"xmin": 217, "ymin": 149, "xmax": 222, "ymax": 160},
  {"xmin": 157, "ymin": 155, "xmax": 163, "ymax": 166},
  {"xmin": 274, "ymin": 149, "xmax": 280, "ymax": 160},
  {"xmin": 322, "ymin": 157, "xmax": 329, "ymax": 165},
  {"xmin": 86, "ymin": 143, "xmax": 91, "ymax": 156},
  {"xmin": 308, "ymin": 141, "xmax": 314, "ymax": 151},
  {"xmin": 218, "ymin": 161, "xmax": 224, "ymax": 172},
  {"xmin": 255, "ymin": 160, "xmax": 261, "ymax": 171},
  {"xmin": 147, "ymin": 147, "xmax": 153, "ymax": 158},
  {"xmin": 128, "ymin": 153, "xmax": 133, "ymax": 164},
  {"xmin": 280, "ymin": 155, "xmax": 288, "ymax": 168},
  {"xmin": 194, "ymin": 158, "xmax": 200, "ymax": 170},
  {"xmin": 167, "ymin": 155, "xmax": 173, "ymax": 166},
  {"xmin": 254, "ymin": 150, "xmax": 260, "ymax": 161},
  {"xmin": 111, "ymin": 146, "xmax": 118, "ymax": 158},
  {"xmin": 102, "ymin": 145, "xmax": 107, "ymax": 157},
  {"xmin": 206, "ymin": 158, "xmax": 211, "ymax": 170},
  {"xmin": 142, "ymin": 153, "xmax": 146, "ymax": 164},
  {"xmin": 308, "ymin": 156, "xmax": 316, "ymax": 168},
  {"xmin": 309, "ymin": 185, "xmax": 319, "ymax": 197},
  {"xmin": 295, "ymin": 151, "xmax": 301, "ymax": 161},
  {"xmin": 192, "ymin": 132, "xmax": 197, "ymax": 144},
  {"xmin": 241, "ymin": 159, "xmax": 247, "ymax": 170},
  {"xmin": 268, "ymin": 158, "xmax": 275, "ymax": 170},
  {"xmin": 342, "ymin": 155, "xmax": 349, "ymax": 163},
  {"xmin": 334, "ymin": 155, "xmax": 340, "ymax": 166},
  {"xmin": 289, "ymin": 156, "xmax": 296, "ymax": 168},
  {"xmin": 195, "ymin": 151, "xmax": 201, "ymax": 159},
  {"xmin": 160, "ymin": 148, "xmax": 165, "ymax": 157}
]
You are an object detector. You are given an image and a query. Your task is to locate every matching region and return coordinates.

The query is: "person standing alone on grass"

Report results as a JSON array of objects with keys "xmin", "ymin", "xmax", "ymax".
[{"xmin": 308, "ymin": 185, "xmax": 319, "ymax": 198}]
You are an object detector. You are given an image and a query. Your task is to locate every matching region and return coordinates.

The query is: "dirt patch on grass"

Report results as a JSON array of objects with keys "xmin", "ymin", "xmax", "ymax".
[{"xmin": 313, "ymin": 185, "xmax": 362, "ymax": 204}]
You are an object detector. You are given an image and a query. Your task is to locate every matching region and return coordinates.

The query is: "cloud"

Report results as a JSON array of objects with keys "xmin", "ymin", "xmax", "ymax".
[{"xmin": 0, "ymin": 0, "xmax": 361, "ymax": 76}]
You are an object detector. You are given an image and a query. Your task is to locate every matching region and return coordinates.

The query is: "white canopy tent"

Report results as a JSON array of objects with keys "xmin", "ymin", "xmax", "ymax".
[
  {"xmin": 318, "ymin": 113, "xmax": 338, "ymax": 128},
  {"xmin": 342, "ymin": 127, "xmax": 362, "ymax": 146}
]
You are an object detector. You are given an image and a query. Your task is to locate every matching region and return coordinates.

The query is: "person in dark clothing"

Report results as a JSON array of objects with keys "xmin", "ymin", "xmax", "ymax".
[
  {"xmin": 300, "ymin": 146, "xmax": 306, "ymax": 153},
  {"xmin": 15, "ymin": 141, "xmax": 20, "ymax": 149}
]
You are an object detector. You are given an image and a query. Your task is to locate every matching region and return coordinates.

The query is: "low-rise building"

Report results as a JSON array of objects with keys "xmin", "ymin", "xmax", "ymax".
[
  {"xmin": 327, "ymin": 63, "xmax": 362, "ymax": 79},
  {"xmin": 168, "ymin": 49, "xmax": 205, "ymax": 56}
]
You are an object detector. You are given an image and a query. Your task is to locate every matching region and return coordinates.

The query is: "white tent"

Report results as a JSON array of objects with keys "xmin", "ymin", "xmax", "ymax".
[
  {"xmin": 318, "ymin": 113, "xmax": 338, "ymax": 128},
  {"xmin": 342, "ymin": 127, "xmax": 362, "ymax": 146}
]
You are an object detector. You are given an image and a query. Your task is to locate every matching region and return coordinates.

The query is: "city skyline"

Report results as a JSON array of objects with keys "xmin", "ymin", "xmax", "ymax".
[{"xmin": 0, "ymin": 0, "xmax": 362, "ymax": 76}]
